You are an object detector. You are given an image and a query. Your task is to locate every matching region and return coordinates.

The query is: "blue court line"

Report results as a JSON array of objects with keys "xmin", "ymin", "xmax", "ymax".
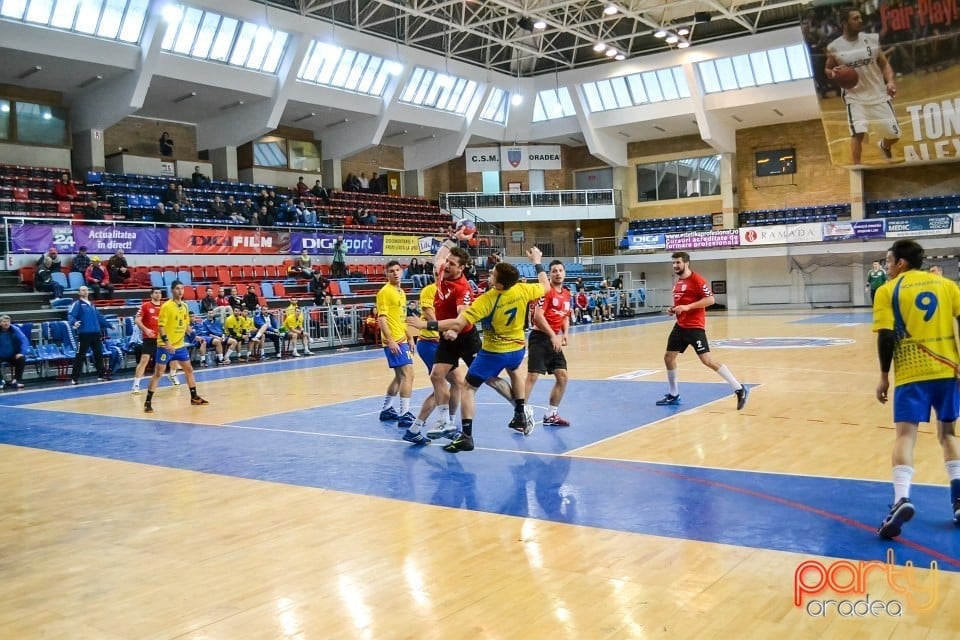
[
  {"xmin": 791, "ymin": 312, "xmax": 873, "ymax": 324},
  {"xmin": 1, "ymin": 379, "xmax": 956, "ymax": 571}
]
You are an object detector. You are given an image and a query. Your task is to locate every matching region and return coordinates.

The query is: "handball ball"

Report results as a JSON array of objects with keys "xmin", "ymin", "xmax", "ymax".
[
  {"xmin": 456, "ymin": 219, "xmax": 477, "ymax": 237},
  {"xmin": 833, "ymin": 66, "xmax": 859, "ymax": 90}
]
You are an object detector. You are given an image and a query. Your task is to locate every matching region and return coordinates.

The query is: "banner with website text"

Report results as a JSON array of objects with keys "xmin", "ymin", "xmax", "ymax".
[{"xmin": 803, "ymin": 1, "xmax": 960, "ymax": 168}]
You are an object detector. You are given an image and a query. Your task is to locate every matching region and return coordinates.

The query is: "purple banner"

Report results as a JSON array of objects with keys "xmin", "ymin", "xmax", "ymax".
[
  {"xmin": 289, "ymin": 232, "xmax": 384, "ymax": 256},
  {"xmin": 822, "ymin": 219, "xmax": 886, "ymax": 241},
  {"xmin": 73, "ymin": 226, "xmax": 168, "ymax": 254},
  {"xmin": 10, "ymin": 224, "xmax": 54, "ymax": 253},
  {"xmin": 665, "ymin": 230, "xmax": 741, "ymax": 251}
]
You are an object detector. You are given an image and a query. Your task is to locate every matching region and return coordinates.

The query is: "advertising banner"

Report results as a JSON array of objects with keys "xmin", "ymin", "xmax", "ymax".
[
  {"xmin": 382, "ymin": 234, "xmax": 443, "ymax": 256},
  {"xmin": 804, "ymin": 1, "xmax": 960, "ymax": 167},
  {"xmin": 885, "ymin": 214, "xmax": 954, "ymax": 237},
  {"xmin": 73, "ymin": 225, "xmax": 167, "ymax": 254},
  {"xmin": 289, "ymin": 232, "xmax": 383, "ymax": 256},
  {"xmin": 627, "ymin": 233, "xmax": 666, "ymax": 250},
  {"xmin": 167, "ymin": 228, "xmax": 289, "ymax": 254},
  {"xmin": 665, "ymin": 230, "xmax": 741, "ymax": 251},
  {"xmin": 10, "ymin": 224, "xmax": 54, "ymax": 253},
  {"xmin": 738, "ymin": 223, "xmax": 824, "ymax": 246},
  {"xmin": 822, "ymin": 219, "xmax": 886, "ymax": 241}
]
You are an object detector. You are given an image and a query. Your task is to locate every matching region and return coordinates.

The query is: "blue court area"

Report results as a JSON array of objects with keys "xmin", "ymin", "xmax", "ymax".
[
  {"xmin": 1, "ymin": 364, "xmax": 957, "ymax": 572},
  {"xmin": 790, "ymin": 311, "xmax": 873, "ymax": 324}
]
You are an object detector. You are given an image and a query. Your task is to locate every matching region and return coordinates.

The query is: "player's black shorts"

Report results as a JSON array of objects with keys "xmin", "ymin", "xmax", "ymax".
[
  {"xmin": 527, "ymin": 329, "xmax": 567, "ymax": 375},
  {"xmin": 434, "ymin": 327, "xmax": 481, "ymax": 368},
  {"xmin": 141, "ymin": 337, "xmax": 158, "ymax": 356},
  {"xmin": 666, "ymin": 325, "xmax": 710, "ymax": 355}
]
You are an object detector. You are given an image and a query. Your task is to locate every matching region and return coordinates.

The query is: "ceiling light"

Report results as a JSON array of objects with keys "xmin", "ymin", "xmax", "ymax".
[
  {"xmin": 511, "ymin": 93, "xmax": 523, "ymax": 106},
  {"xmin": 532, "ymin": 19, "xmax": 547, "ymax": 30},
  {"xmin": 665, "ymin": 34, "xmax": 679, "ymax": 44},
  {"xmin": 677, "ymin": 40, "xmax": 690, "ymax": 49},
  {"xmin": 436, "ymin": 73, "xmax": 453, "ymax": 88},
  {"xmin": 77, "ymin": 74, "xmax": 103, "ymax": 89},
  {"xmin": 161, "ymin": 4, "xmax": 182, "ymax": 23},
  {"xmin": 615, "ymin": 53, "xmax": 625, "ymax": 61},
  {"xmin": 593, "ymin": 42, "xmax": 606, "ymax": 52},
  {"xmin": 604, "ymin": 5, "xmax": 618, "ymax": 15},
  {"xmin": 654, "ymin": 30, "xmax": 667, "ymax": 38},
  {"xmin": 293, "ymin": 112, "xmax": 317, "ymax": 122},
  {"xmin": 220, "ymin": 100, "xmax": 245, "ymax": 111},
  {"xmin": 172, "ymin": 91, "xmax": 197, "ymax": 103},
  {"xmin": 387, "ymin": 61, "xmax": 404, "ymax": 75},
  {"xmin": 677, "ymin": 27, "xmax": 689, "ymax": 36},
  {"xmin": 324, "ymin": 118, "xmax": 350, "ymax": 129},
  {"xmin": 17, "ymin": 65, "xmax": 42, "ymax": 80},
  {"xmin": 605, "ymin": 48, "xmax": 618, "ymax": 57}
]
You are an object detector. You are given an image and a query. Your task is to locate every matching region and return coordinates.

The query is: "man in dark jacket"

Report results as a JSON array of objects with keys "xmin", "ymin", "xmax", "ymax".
[
  {"xmin": 0, "ymin": 315, "xmax": 29, "ymax": 389},
  {"xmin": 68, "ymin": 286, "xmax": 111, "ymax": 384},
  {"xmin": 35, "ymin": 247, "xmax": 65, "ymax": 299}
]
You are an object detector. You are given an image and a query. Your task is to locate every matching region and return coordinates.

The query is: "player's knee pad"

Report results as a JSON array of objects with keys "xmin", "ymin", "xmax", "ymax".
[{"xmin": 465, "ymin": 372, "xmax": 485, "ymax": 388}]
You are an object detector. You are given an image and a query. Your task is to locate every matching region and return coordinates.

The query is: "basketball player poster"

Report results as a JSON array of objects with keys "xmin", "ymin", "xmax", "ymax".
[{"xmin": 802, "ymin": 0, "xmax": 960, "ymax": 168}]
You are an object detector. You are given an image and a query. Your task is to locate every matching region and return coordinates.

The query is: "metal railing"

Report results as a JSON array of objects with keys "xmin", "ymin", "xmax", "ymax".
[{"xmin": 440, "ymin": 189, "xmax": 620, "ymax": 211}]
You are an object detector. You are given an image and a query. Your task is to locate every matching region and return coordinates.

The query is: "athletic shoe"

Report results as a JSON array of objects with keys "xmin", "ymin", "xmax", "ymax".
[
  {"xmin": 426, "ymin": 419, "xmax": 457, "ymax": 440},
  {"xmin": 655, "ymin": 393, "xmax": 680, "ymax": 406},
  {"xmin": 523, "ymin": 405, "xmax": 535, "ymax": 436},
  {"xmin": 144, "ymin": 403, "xmax": 153, "ymax": 413},
  {"xmin": 304, "ymin": 350, "xmax": 315, "ymax": 355},
  {"xmin": 11, "ymin": 380, "xmax": 23, "ymax": 389},
  {"xmin": 398, "ymin": 412, "xmax": 416, "ymax": 429},
  {"xmin": 443, "ymin": 432, "xmax": 475, "ymax": 452},
  {"xmin": 736, "ymin": 386, "xmax": 749, "ymax": 411},
  {"xmin": 543, "ymin": 414, "xmax": 571, "ymax": 427},
  {"xmin": 275, "ymin": 353, "xmax": 283, "ymax": 359},
  {"xmin": 0, "ymin": 379, "xmax": 5, "ymax": 390},
  {"xmin": 953, "ymin": 499, "xmax": 960, "ymax": 525},
  {"xmin": 379, "ymin": 407, "xmax": 401, "ymax": 421},
  {"xmin": 879, "ymin": 140, "xmax": 893, "ymax": 160},
  {"xmin": 878, "ymin": 498, "xmax": 915, "ymax": 539},
  {"xmin": 131, "ymin": 382, "xmax": 140, "ymax": 395},
  {"xmin": 190, "ymin": 396, "xmax": 209, "ymax": 406},
  {"xmin": 402, "ymin": 430, "xmax": 430, "ymax": 446},
  {"xmin": 168, "ymin": 373, "xmax": 181, "ymax": 386},
  {"xmin": 70, "ymin": 379, "xmax": 78, "ymax": 386},
  {"xmin": 508, "ymin": 412, "xmax": 526, "ymax": 434},
  {"xmin": 200, "ymin": 361, "xmax": 208, "ymax": 367},
  {"xmin": 97, "ymin": 377, "xmax": 112, "ymax": 382},
  {"xmin": 291, "ymin": 351, "xmax": 301, "ymax": 357}
]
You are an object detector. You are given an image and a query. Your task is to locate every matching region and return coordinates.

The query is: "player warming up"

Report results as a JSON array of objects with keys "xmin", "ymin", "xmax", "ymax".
[{"xmin": 656, "ymin": 252, "xmax": 748, "ymax": 410}]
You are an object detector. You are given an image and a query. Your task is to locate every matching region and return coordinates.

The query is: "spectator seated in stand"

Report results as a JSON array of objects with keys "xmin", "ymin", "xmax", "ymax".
[
  {"xmin": 84, "ymin": 256, "xmax": 114, "ymax": 300},
  {"xmin": 191, "ymin": 166, "xmax": 209, "ymax": 188},
  {"xmin": 309, "ymin": 270, "xmax": 330, "ymax": 305},
  {"xmin": 107, "ymin": 248, "xmax": 131, "ymax": 285},
  {"xmin": 361, "ymin": 307, "xmax": 379, "ymax": 344},
  {"xmin": 208, "ymin": 196, "xmax": 227, "ymax": 220},
  {"xmin": 355, "ymin": 207, "xmax": 377, "ymax": 226},
  {"xmin": 310, "ymin": 180, "xmax": 331, "ymax": 204},
  {"xmin": 200, "ymin": 289, "xmax": 218, "ymax": 314},
  {"xmin": 287, "ymin": 249, "xmax": 313, "ymax": 278},
  {"xmin": 53, "ymin": 173, "xmax": 79, "ymax": 201},
  {"xmin": 294, "ymin": 177, "xmax": 311, "ymax": 202},
  {"xmin": 83, "ymin": 199, "xmax": 104, "ymax": 221},
  {"xmin": 72, "ymin": 246, "xmax": 91, "ymax": 274},
  {"xmin": 35, "ymin": 247, "xmax": 65, "ymax": 299},
  {"xmin": 242, "ymin": 286, "xmax": 259, "ymax": 312}
]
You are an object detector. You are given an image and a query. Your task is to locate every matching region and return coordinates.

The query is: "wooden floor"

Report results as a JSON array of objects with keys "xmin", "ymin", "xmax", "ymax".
[{"xmin": 2, "ymin": 309, "xmax": 959, "ymax": 639}]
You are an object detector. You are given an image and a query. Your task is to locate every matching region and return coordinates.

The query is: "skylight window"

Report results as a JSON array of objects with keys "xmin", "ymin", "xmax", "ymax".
[
  {"xmin": 161, "ymin": 5, "xmax": 289, "ymax": 74},
  {"xmin": 0, "ymin": 0, "xmax": 148, "ymax": 42},
  {"xmin": 532, "ymin": 88, "xmax": 575, "ymax": 122},
  {"xmin": 298, "ymin": 41, "xmax": 393, "ymax": 98},
  {"xmin": 698, "ymin": 44, "xmax": 811, "ymax": 94},
  {"xmin": 479, "ymin": 88, "xmax": 509, "ymax": 124},
  {"xmin": 398, "ymin": 67, "xmax": 478, "ymax": 115},
  {"xmin": 581, "ymin": 66, "xmax": 690, "ymax": 113}
]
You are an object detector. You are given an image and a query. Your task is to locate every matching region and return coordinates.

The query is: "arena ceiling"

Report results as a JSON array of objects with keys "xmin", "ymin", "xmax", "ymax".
[{"xmin": 271, "ymin": 0, "xmax": 809, "ymax": 75}]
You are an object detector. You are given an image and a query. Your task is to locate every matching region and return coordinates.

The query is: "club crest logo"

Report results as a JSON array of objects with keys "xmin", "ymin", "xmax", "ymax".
[{"xmin": 507, "ymin": 148, "xmax": 522, "ymax": 168}]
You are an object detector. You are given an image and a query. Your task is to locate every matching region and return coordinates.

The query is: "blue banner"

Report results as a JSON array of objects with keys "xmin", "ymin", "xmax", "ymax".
[
  {"xmin": 289, "ymin": 232, "xmax": 384, "ymax": 256},
  {"xmin": 885, "ymin": 214, "xmax": 953, "ymax": 238},
  {"xmin": 627, "ymin": 233, "xmax": 666, "ymax": 250},
  {"xmin": 822, "ymin": 219, "xmax": 886, "ymax": 241}
]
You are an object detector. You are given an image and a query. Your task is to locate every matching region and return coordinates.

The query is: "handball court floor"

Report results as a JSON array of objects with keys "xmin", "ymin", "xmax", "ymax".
[{"xmin": 1, "ymin": 309, "xmax": 959, "ymax": 639}]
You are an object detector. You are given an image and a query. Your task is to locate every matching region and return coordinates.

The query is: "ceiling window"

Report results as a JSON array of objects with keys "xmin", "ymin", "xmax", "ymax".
[
  {"xmin": 582, "ymin": 66, "xmax": 690, "ymax": 113},
  {"xmin": 161, "ymin": 5, "xmax": 289, "ymax": 74},
  {"xmin": 532, "ymin": 88, "xmax": 575, "ymax": 122},
  {"xmin": 0, "ymin": 0, "xmax": 148, "ymax": 42},
  {"xmin": 298, "ymin": 41, "xmax": 393, "ymax": 97},
  {"xmin": 398, "ymin": 67, "xmax": 478, "ymax": 115},
  {"xmin": 479, "ymin": 88, "xmax": 509, "ymax": 124},
  {"xmin": 698, "ymin": 44, "xmax": 811, "ymax": 94}
]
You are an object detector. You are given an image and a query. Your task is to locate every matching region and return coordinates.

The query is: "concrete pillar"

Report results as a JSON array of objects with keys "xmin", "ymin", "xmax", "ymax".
[
  {"xmin": 403, "ymin": 169, "xmax": 424, "ymax": 197},
  {"xmin": 322, "ymin": 158, "xmax": 341, "ymax": 189},
  {"xmin": 849, "ymin": 169, "xmax": 865, "ymax": 219},
  {"xmin": 71, "ymin": 129, "xmax": 105, "ymax": 177},
  {"xmin": 208, "ymin": 146, "xmax": 238, "ymax": 182},
  {"xmin": 721, "ymin": 152, "xmax": 738, "ymax": 228}
]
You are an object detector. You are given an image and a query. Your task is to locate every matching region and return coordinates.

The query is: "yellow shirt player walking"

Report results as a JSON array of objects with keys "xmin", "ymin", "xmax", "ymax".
[
  {"xmin": 377, "ymin": 260, "xmax": 415, "ymax": 427},
  {"xmin": 144, "ymin": 280, "xmax": 208, "ymax": 413}
]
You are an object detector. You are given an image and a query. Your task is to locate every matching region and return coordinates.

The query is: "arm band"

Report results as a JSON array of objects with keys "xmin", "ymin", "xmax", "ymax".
[
  {"xmin": 534, "ymin": 264, "xmax": 545, "ymax": 274},
  {"xmin": 426, "ymin": 320, "xmax": 439, "ymax": 332}
]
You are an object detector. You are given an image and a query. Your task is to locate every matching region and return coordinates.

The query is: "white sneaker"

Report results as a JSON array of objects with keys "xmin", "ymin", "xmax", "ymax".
[
  {"xmin": 276, "ymin": 353, "xmax": 283, "ymax": 359},
  {"xmin": 131, "ymin": 383, "xmax": 140, "ymax": 395},
  {"xmin": 523, "ymin": 405, "xmax": 535, "ymax": 436},
  {"xmin": 168, "ymin": 373, "xmax": 181, "ymax": 386},
  {"xmin": 291, "ymin": 350, "xmax": 301, "ymax": 357},
  {"xmin": 426, "ymin": 418, "xmax": 455, "ymax": 440},
  {"xmin": 304, "ymin": 350, "xmax": 314, "ymax": 355}
]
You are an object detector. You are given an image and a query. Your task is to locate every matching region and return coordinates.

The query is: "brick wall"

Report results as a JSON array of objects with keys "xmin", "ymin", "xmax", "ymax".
[
  {"xmin": 104, "ymin": 117, "xmax": 197, "ymax": 159},
  {"xmin": 341, "ymin": 144, "xmax": 403, "ymax": 187},
  {"xmin": 863, "ymin": 163, "xmax": 960, "ymax": 201}
]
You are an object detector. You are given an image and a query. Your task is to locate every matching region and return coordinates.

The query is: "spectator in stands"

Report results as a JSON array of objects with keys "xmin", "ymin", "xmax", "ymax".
[
  {"xmin": 159, "ymin": 131, "xmax": 174, "ymax": 157},
  {"xmin": 332, "ymin": 235, "xmax": 348, "ymax": 278},
  {"xmin": 35, "ymin": 248, "xmax": 64, "ymax": 299},
  {"xmin": 574, "ymin": 289, "xmax": 588, "ymax": 324},
  {"xmin": 72, "ymin": 246, "xmax": 91, "ymax": 274},
  {"xmin": 161, "ymin": 182, "xmax": 178, "ymax": 204},
  {"xmin": 208, "ymin": 196, "xmax": 227, "ymax": 220},
  {"xmin": 254, "ymin": 307, "xmax": 281, "ymax": 359},
  {"xmin": 242, "ymin": 286, "xmax": 259, "ymax": 312},
  {"xmin": 308, "ymin": 270, "xmax": 330, "ymax": 306},
  {"xmin": 107, "ymin": 248, "xmax": 131, "ymax": 284},
  {"xmin": 485, "ymin": 250, "xmax": 500, "ymax": 271},
  {"xmin": 0, "ymin": 314, "xmax": 28, "ymax": 390},
  {"xmin": 611, "ymin": 275, "xmax": 623, "ymax": 290},
  {"xmin": 234, "ymin": 197, "xmax": 255, "ymax": 224},
  {"xmin": 575, "ymin": 277, "xmax": 585, "ymax": 292},
  {"xmin": 295, "ymin": 177, "xmax": 310, "ymax": 201},
  {"xmin": 68, "ymin": 286, "xmax": 111, "ymax": 384},
  {"xmin": 359, "ymin": 173, "xmax": 370, "ymax": 192},
  {"xmin": 343, "ymin": 173, "xmax": 361, "ymax": 192},
  {"xmin": 83, "ymin": 198, "xmax": 104, "ymax": 222},
  {"xmin": 201, "ymin": 309, "xmax": 236, "ymax": 365},
  {"xmin": 53, "ymin": 173, "xmax": 78, "ymax": 201},
  {"xmin": 254, "ymin": 205, "xmax": 274, "ymax": 227},
  {"xmin": 173, "ymin": 184, "xmax": 191, "ymax": 207},
  {"xmin": 279, "ymin": 200, "xmax": 304, "ymax": 225},
  {"xmin": 84, "ymin": 256, "xmax": 113, "ymax": 300},
  {"xmin": 154, "ymin": 201, "xmax": 168, "ymax": 223},
  {"xmin": 282, "ymin": 304, "xmax": 313, "ymax": 356},
  {"xmin": 287, "ymin": 249, "xmax": 312, "ymax": 278},
  {"xmin": 200, "ymin": 289, "xmax": 217, "ymax": 314},
  {"xmin": 168, "ymin": 202, "xmax": 185, "ymax": 225},
  {"xmin": 215, "ymin": 287, "xmax": 231, "ymax": 309},
  {"xmin": 407, "ymin": 257, "xmax": 424, "ymax": 277},
  {"xmin": 218, "ymin": 286, "xmax": 242, "ymax": 310},
  {"xmin": 191, "ymin": 166, "xmax": 209, "ymax": 188},
  {"xmin": 369, "ymin": 172, "xmax": 383, "ymax": 195},
  {"xmin": 355, "ymin": 207, "xmax": 377, "ymax": 226},
  {"xmin": 311, "ymin": 180, "xmax": 331, "ymax": 205}
]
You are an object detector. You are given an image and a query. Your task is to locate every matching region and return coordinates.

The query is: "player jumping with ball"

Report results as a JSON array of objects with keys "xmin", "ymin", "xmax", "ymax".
[{"xmin": 824, "ymin": 7, "xmax": 899, "ymax": 165}]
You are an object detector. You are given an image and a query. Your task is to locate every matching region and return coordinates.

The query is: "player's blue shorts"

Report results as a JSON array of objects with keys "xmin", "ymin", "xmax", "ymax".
[
  {"xmin": 156, "ymin": 346, "xmax": 191, "ymax": 365},
  {"xmin": 417, "ymin": 338, "xmax": 438, "ymax": 373},
  {"xmin": 383, "ymin": 343, "xmax": 413, "ymax": 369},
  {"xmin": 893, "ymin": 378, "xmax": 960, "ymax": 423},
  {"xmin": 467, "ymin": 348, "xmax": 525, "ymax": 383}
]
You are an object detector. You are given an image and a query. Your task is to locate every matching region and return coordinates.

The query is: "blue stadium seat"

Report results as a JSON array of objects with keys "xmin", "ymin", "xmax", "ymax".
[
  {"xmin": 149, "ymin": 271, "xmax": 165, "ymax": 289},
  {"xmin": 67, "ymin": 272, "xmax": 84, "ymax": 291}
]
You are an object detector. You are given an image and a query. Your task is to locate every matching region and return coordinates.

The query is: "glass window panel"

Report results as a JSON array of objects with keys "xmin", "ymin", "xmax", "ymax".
[
  {"xmin": 582, "ymin": 83, "xmax": 603, "ymax": 112},
  {"xmin": 208, "ymin": 17, "xmax": 237, "ymax": 61},
  {"xmin": 480, "ymin": 89, "xmax": 498, "ymax": 120},
  {"xmin": 299, "ymin": 43, "xmax": 324, "ymax": 81},
  {"xmin": 97, "ymin": 0, "xmax": 125, "ymax": 38},
  {"xmin": 532, "ymin": 94, "xmax": 547, "ymax": 122},
  {"xmin": 368, "ymin": 67, "xmax": 389, "ymax": 96},
  {"xmin": 596, "ymin": 80, "xmax": 617, "ymax": 111},
  {"xmin": 558, "ymin": 88, "xmax": 574, "ymax": 116},
  {"xmin": 253, "ymin": 136, "xmax": 287, "ymax": 167},
  {"xmin": 673, "ymin": 67, "xmax": 690, "ymax": 97},
  {"xmin": 0, "ymin": 100, "xmax": 10, "ymax": 140},
  {"xmin": 539, "ymin": 90, "xmax": 560, "ymax": 118},
  {"xmin": 356, "ymin": 58, "xmax": 380, "ymax": 93},
  {"xmin": 191, "ymin": 13, "xmax": 220, "ymax": 58},
  {"xmin": 172, "ymin": 7, "xmax": 202, "ymax": 54},
  {"xmin": 413, "ymin": 70, "xmax": 435, "ymax": 103},
  {"xmin": 330, "ymin": 49, "xmax": 356, "ymax": 86},
  {"xmin": 456, "ymin": 81, "xmax": 476, "ymax": 113},
  {"xmin": 229, "ymin": 22, "xmax": 257, "ymax": 66},
  {"xmin": 343, "ymin": 52, "xmax": 368, "ymax": 90},
  {"xmin": 315, "ymin": 45, "xmax": 341, "ymax": 84},
  {"xmin": 786, "ymin": 44, "xmax": 811, "ymax": 79},
  {"xmin": 423, "ymin": 75, "xmax": 446, "ymax": 107},
  {"xmin": 641, "ymin": 72, "xmax": 663, "ymax": 102},
  {"xmin": 51, "ymin": 0, "xmax": 80, "ymax": 28},
  {"xmin": 715, "ymin": 58, "xmax": 738, "ymax": 91},
  {"xmin": 400, "ymin": 67, "xmax": 424, "ymax": 102},
  {"xmin": 289, "ymin": 140, "xmax": 322, "ymax": 172},
  {"xmin": 74, "ymin": 0, "xmax": 102, "ymax": 33},
  {"xmin": 610, "ymin": 76, "xmax": 632, "ymax": 108},
  {"xmin": 731, "ymin": 54, "xmax": 756, "ymax": 87},
  {"xmin": 16, "ymin": 102, "xmax": 69, "ymax": 146},
  {"xmin": 118, "ymin": 0, "xmax": 148, "ymax": 42},
  {"xmin": 749, "ymin": 51, "xmax": 772, "ymax": 85},
  {"xmin": 657, "ymin": 68, "xmax": 679, "ymax": 100},
  {"xmin": 25, "ymin": 0, "xmax": 54, "ymax": 24},
  {"xmin": 160, "ymin": 8, "xmax": 179, "ymax": 49},
  {"xmin": 768, "ymin": 47, "xmax": 791, "ymax": 83},
  {"xmin": 436, "ymin": 78, "xmax": 459, "ymax": 110},
  {"xmin": 245, "ymin": 26, "xmax": 274, "ymax": 70},
  {"xmin": 261, "ymin": 31, "xmax": 287, "ymax": 73},
  {"xmin": 698, "ymin": 61, "xmax": 720, "ymax": 93},
  {"xmin": 1, "ymin": 0, "xmax": 27, "ymax": 19},
  {"xmin": 626, "ymin": 74, "xmax": 647, "ymax": 103}
]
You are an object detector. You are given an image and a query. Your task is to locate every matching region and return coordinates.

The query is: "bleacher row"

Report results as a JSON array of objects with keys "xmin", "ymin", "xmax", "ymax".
[
  {"xmin": 865, "ymin": 194, "xmax": 960, "ymax": 218},
  {"xmin": 629, "ymin": 215, "xmax": 714, "ymax": 235},
  {"xmin": 737, "ymin": 203, "xmax": 849, "ymax": 227},
  {"xmin": 0, "ymin": 164, "xmax": 117, "ymax": 221}
]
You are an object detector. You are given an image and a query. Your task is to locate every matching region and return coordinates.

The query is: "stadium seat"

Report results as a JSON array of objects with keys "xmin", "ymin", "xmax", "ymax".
[
  {"xmin": 177, "ymin": 270, "xmax": 192, "ymax": 286},
  {"xmin": 261, "ymin": 282, "xmax": 275, "ymax": 299},
  {"xmin": 149, "ymin": 271, "xmax": 165, "ymax": 289},
  {"xmin": 67, "ymin": 272, "xmax": 84, "ymax": 291}
]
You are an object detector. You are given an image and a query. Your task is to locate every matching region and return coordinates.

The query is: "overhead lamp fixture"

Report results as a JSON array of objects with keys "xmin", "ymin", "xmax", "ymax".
[
  {"xmin": 665, "ymin": 34, "xmax": 679, "ymax": 44},
  {"xmin": 605, "ymin": 48, "xmax": 618, "ymax": 57},
  {"xmin": 77, "ymin": 74, "xmax": 103, "ymax": 89},
  {"xmin": 384, "ymin": 129, "xmax": 408, "ymax": 139},
  {"xmin": 533, "ymin": 19, "xmax": 547, "ymax": 30},
  {"xmin": 593, "ymin": 42, "xmax": 606, "ymax": 52},
  {"xmin": 677, "ymin": 27, "xmax": 689, "ymax": 36},
  {"xmin": 512, "ymin": 50, "xmax": 523, "ymax": 106},
  {"xmin": 172, "ymin": 91, "xmax": 197, "ymax": 103},
  {"xmin": 294, "ymin": 112, "xmax": 316, "ymax": 122},
  {"xmin": 615, "ymin": 53, "xmax": 625, "ymax": 61},
  {"xmin": 517, "ymin": 16, "xmax": 535, "ymax": 31},
  {"xmin": 220, "ymin": 100, "xmax": 245, "ymax": 111},
  {"xmin": 677, "ymin": 40, "xmax": 690, "ymax": 49},
  {"xmin": 656, "ymin": 26, "xmax": 692, "ymax": 48},
  {"xmin": 17, "ymin": 65, "xmax": 42, "ymax": 80},
  {"xmin": 654, "ymin": 29, "xmax": 667, "ymax": 38},
  {"xmin": 414, "ymin": 133, "xmax": 437, "ymax": 143},
  {"xmin": 603, "ymin": 5, "xmax": 618, "ymax": 15},
  {"xmin": 324, "ymin": 117, "xmax": 350, "ymax": 129}
]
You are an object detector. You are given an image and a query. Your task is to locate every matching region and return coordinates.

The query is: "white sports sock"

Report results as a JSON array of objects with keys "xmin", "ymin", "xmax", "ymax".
[
  {"xmin": 382, "ymin": 394, "xmax": 397, "ymax": 411},
  {"xmin": 410, "ymin": 419, "xmax": 424, "ymax": 434},
  {"xmin": 716, "ymin": 364, "xmax": 742, "ymax": 392},
  {"xmin": 946, "ymin": 460, "xmax": 960, "ymax": 481},
  {"xmin": 400, "ymin": 397, "xmax": 410, "ymax": 414},
  {"xmin": 893, "ymin": 465, "xmax": 914, "ymax": 502},
  {"xmin": 667, "ymin": 369, "xmax": 679, "ymax": 396},
  {"xmin": 547, "ymin": 405, "xmax": 558, "ymax": 417}
]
